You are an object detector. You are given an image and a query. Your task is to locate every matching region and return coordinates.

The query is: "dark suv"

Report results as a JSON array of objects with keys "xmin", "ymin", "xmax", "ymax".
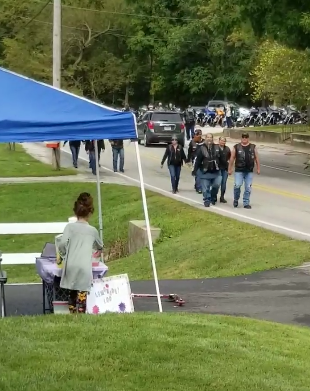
[{"xmin": 137, "ymin": 110, "xmax": 185, "ymax": 147}]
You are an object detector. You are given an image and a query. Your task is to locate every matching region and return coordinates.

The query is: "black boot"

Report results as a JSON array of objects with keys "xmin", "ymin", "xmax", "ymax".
[
  {"xmin": 220, "ymin": 193, "xmax": 227, "ymax": 203},
  {"xmin": 210, "ymin": 189, "xmax": 217, "ymax": 205}
]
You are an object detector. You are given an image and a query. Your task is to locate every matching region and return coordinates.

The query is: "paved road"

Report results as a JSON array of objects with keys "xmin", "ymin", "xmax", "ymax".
[
  {"xmin": 5, "ymin": 268, "xmax": 310, "ymax": 326},
  {"xmin": 58, "ymin": 133, "xmax": 310, "ymax": 240}
]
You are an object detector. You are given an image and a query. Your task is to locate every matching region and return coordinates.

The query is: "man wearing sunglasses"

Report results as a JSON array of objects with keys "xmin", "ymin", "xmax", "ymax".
[
  {"xmin": 228, "ymin": 132, "xmax": 260, "ymax": 209},
  {"xmin": 193, "ymin": 133, "xmax": 221, "ymax": 207}
]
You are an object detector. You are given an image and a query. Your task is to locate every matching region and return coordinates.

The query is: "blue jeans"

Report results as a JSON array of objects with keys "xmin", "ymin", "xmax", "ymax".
[
  {"xmin": 195, "ymin": 175, "xmax": 201, "ymax": 191},
  {"xmin": 89, "ymin": 151, "xmax": 96, "ymax": 175},
  {"xmin": 112, "ymin": 147, "xmax": 124, "ymax": 171},
  {"xmin": 185, "ymin": 122, "xmax": 195, "ymax": 140},
  {"xmin": 199, "ymin": 172, "xmax": 222, "ymax": 203},
  {"xmin": 226, "ymin": 116, "xmax": 233, "ymax": 128},
  {"xmin": 234, "ymin": 171, "xmax": 253, "ymax": 206},
  {"xmin": 220, "ymin": 169, "xmax": 228, "ymax": 195},
  {"xmin": 168, "ymin": 165, "xmax": 181, "ymax": 191},
  {"xmin": 70, "ymin": 145, "xmax": 80, "ymax": 167}
]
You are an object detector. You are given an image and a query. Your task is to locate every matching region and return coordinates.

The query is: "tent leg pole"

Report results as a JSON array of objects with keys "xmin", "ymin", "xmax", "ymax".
[
  {"xmin": 94, "ymin": 141, "xmax": 103, "ymax": 243},
  {"xmin": 134, "ymin": 140, "xmax": 163, "ymax": 313}
]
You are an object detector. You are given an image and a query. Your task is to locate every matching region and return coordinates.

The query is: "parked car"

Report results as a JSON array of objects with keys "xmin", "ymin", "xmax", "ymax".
[{"xmin": 137, "ymin": 110, "xmax": 185, "ymax": 147}]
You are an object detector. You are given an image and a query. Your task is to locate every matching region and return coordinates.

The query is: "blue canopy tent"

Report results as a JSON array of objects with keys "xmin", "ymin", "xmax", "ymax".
[
  {"xmin": 0, "ymin": 67, "xmax": 136, "ymax": 142},
  {"xmin": 0, "ymin": 67, "xmax": 162, "ymax": 311}
]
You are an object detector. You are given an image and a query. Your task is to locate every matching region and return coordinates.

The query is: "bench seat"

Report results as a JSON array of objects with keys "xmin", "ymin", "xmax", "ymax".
[
  {"xmin": 0, "ymin": 222, "xmax": 68, "ymax": 235},
  {"xmin": 0, "ymin": 221, "xmax": 69, "ymax": 265},
  {"xmin": 2, "ymin": 253, "xmax": 41, "ymax": 265}
]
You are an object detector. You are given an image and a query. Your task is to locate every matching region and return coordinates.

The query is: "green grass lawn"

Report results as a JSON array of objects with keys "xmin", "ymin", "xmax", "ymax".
[
  {"xmin": 0, "ymin": 143, "xmax": 77, "ymax": 177},
  {"xmin": 1, "ymin": 314, "xmax": 310, "ymax": 391},
  {"xmin": 2, "ymin": 183, "xmax": 310, "ymax": 283}
]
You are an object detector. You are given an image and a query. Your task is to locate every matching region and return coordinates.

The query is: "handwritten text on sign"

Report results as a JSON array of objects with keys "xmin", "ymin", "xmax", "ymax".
[
  {"xmin": 86, "ymin": 274, "xmax": 134, "ymax": 314},
  {"xmin": 95, "ymin": 285, "xmax": 120, "ymax": 304}
]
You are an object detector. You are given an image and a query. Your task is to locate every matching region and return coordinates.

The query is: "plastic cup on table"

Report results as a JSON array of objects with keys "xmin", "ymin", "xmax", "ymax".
[{"xmin": 92, "ymin": 250, "xmax": 101, "ymax": 267}]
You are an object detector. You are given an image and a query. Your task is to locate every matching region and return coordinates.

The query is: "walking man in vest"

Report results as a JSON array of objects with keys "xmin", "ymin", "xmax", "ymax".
[
  {"xmin": 228, "ymin": 132, "xmax": 260, "ymax": 209},
  {"xmin": 183, "ymin": 105, "xmax": 196, "ymax": 141},
  {"xmin": 193, "ymin": 133, "xmax": 221, "ymax": 207},
  {"xmin": 109, "ymin": 139, "xmax": 125, "ymax": 172},
  {"xmin": 187, "ymin": 129, "xmax": 204, "ymax": 193},
  {"xmin": 225, "ymin": 104, "xmax": 233, "ymax": 129}
]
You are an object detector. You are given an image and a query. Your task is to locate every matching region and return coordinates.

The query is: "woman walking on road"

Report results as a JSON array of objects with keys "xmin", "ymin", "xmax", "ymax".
[
  {"xmin": 218, "ymin": 136, "xmax": 231, "ymax": 203},
  {"xmin": 161, "ymin": 135, "xmax": 187, "ymax": 194}
]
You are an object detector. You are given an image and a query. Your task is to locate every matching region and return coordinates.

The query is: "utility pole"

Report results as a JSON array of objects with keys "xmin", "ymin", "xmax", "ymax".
[{"xmin": 52, "ymin": 0, "xmax": 61, "ymax": 169}]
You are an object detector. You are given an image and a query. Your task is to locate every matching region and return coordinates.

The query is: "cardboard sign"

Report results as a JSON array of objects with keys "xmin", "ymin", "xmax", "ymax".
[{"xmin": 86, "ymin": 274, "xmax": 134, "ymax": 314}]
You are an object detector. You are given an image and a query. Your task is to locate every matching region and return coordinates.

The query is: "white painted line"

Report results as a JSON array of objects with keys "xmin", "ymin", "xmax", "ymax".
[
  {"xmin": 63, "ymin": 149, "xmax": 310, "ymax": 239},
  {"xmin": 260, "ymin": 164, "xmax": 310, "ymax": 177}
]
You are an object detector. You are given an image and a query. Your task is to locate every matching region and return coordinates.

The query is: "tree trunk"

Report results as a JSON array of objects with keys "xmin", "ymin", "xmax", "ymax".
[
  {"xmin": 124, "ymin": 84, "xmax": 129, "ymax": 106},
  {"xmin": 149, "ymin": 52, "xmax": 154, "ymax": 104}
]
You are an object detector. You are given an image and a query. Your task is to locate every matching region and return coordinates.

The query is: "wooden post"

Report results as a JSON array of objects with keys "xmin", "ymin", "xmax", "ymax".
[{"xmin": 52, "ymin": 147, "xmax": 61, "ymax": 170}]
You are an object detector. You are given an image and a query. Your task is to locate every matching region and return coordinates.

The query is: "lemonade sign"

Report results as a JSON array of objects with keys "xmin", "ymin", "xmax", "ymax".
[{"xmin": 86, "ymin": 274, "xmax": 134, "ymax": 314}]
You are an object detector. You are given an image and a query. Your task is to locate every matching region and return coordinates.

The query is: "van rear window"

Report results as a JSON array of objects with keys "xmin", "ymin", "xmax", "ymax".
[{"xmin": 151, "ymin": 113, "xmax": 182, "ymax": 122}]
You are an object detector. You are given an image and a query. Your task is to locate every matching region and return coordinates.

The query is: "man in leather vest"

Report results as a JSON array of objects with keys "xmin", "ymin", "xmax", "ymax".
[
  {"xmin": 228, "ymin": 132, "xmax": 260, "ymax": 209},
  {"xmin": 193, "ymin": 133, "xmax": 222, "ymax": 207},
  {"xmin": 183, "ymin": 105, "xmax": 196, "ymax": 141},
  {"xmin": 109, "ymin": 139, "xmax": 125, "ymax": 172},
  {"xmin": 187, "ymin": 129, "xmax": 204, "ymax": 193}
]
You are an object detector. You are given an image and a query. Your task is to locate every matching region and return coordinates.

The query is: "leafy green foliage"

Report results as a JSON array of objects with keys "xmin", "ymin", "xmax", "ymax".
[
  {"xmin": 251, "ymin": 40, "xmax": 310, "ymax": 105},
  {"xmin": 1, "ymin": 0, "xmax": 310, "ymax": 106}
]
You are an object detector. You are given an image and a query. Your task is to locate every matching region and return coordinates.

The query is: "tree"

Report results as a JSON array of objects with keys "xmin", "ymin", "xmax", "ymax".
[
  {"xmin": 2, "ymin": 0, "xmax": 310, "ymax": 107},
  {"xmin": 251, "ymin": 40, "xmax": 310, "ymax": 106},
  {"xmin": 0, "ymin": 0, "xmax": 144, "ymax": 104},
  {"xmin": 198, "ymin": 0, "xmax": 256, "ymax": 100}
]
